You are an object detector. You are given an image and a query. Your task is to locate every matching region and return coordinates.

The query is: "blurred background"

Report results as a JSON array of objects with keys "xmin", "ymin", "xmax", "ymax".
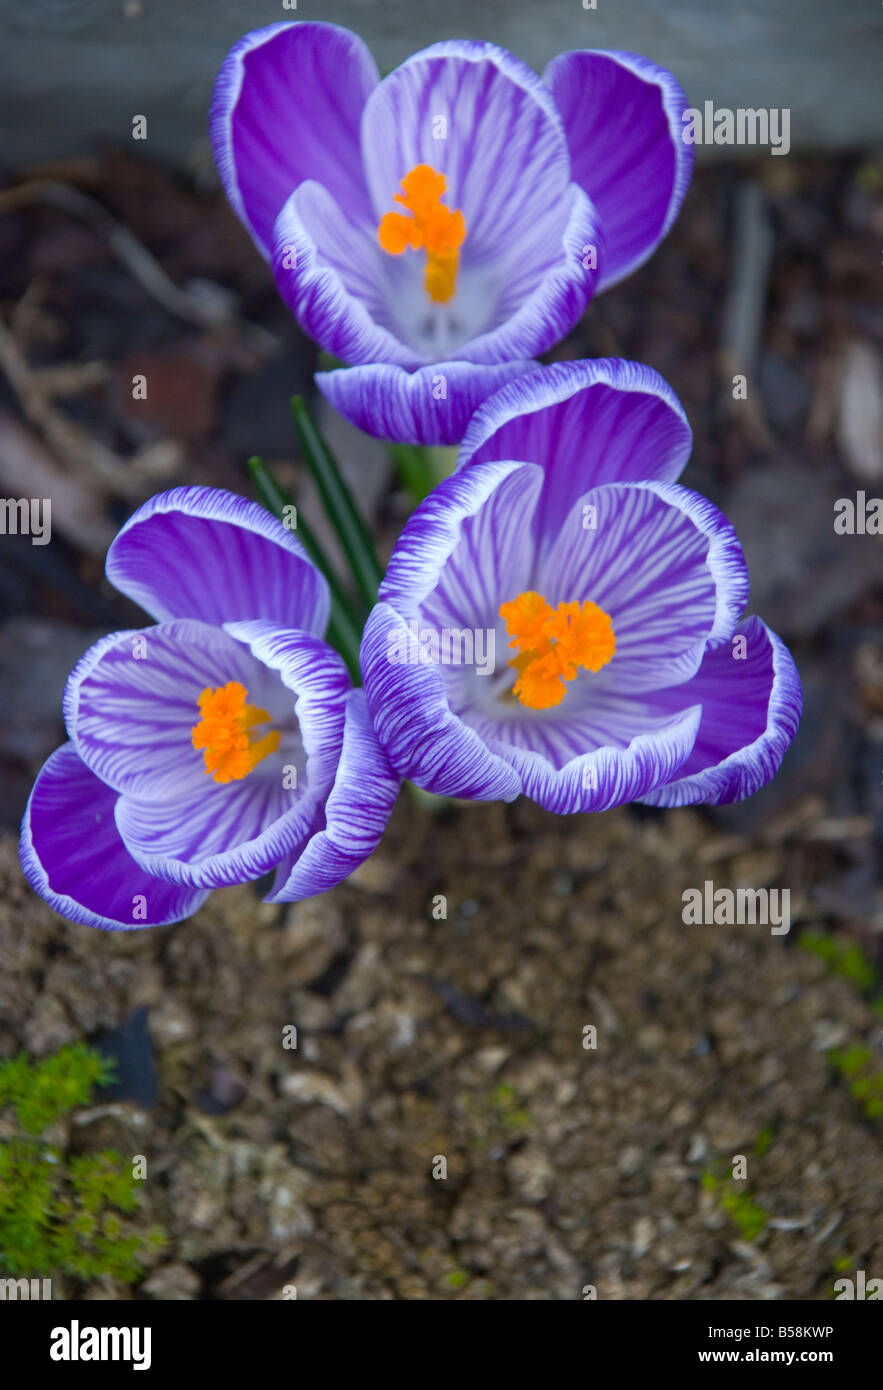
[{"xmin": 0, "ymin": 0, "xmax": 881, "ymax": 1300}]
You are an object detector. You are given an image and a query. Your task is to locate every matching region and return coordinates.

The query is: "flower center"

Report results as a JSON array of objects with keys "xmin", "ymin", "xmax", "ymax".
[
  {"xmin": 378, "ymin": 164, "xmax": 466, "ymax": 304},
  {"xmin": 191, "ymin": 681, "xmax": 280, "ymax": 784},
  {"xmin": 498, "ymin": 590, "xmax": 616, "ymax": 710}
]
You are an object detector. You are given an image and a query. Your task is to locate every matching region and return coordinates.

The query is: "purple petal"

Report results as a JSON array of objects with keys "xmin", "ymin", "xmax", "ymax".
[
  {"xmin": 105, "ymin": 486, "xmax": 329, "ymax": 636},
  {"xmin": 361, "ymin": 602, "xmax": 521, "ymax": 800},
  {"xmin": 378, "ymin": 459, "xmax": 529, "ymax": 614},
  {"xmin": 457, "ymin": 183, "xmax": 602, "ymax": 364},
  {"xmin": 272, "ymin": 182, "xmax": 416, "ymax": 368},
  {"xmin": 225, "ymin": 620, "xmax": 351, "ymax": 798},
  {"xmin": 269, "ymin": 689, "xmax": 400, "ymax": 901},
  {"xmin": 63, "ymin": 620, "xmax": 269, "ymax": 801},
  {"xmin": 545, "ymin": 49, "xmax": 693, "ymax": 291},
  {"xmin": 641, "ymin": 616, "xmax": 802, "ymax": 806},
  {"xmin": 210, "ymin": 21, "xmax": 378, "ymax": 257},
  {"xmin": 543, "ymin": 481, "xmax": 750, "ymax": 693},
  {"xmin": 457, "ymin": 360, "xmax": 693, "ymax": 528},
  {"xmin": 115, "ymin": 772, "xmax": 310, "ymax": 891},
  {"xmin": 115, "ymin": 623, "xmax": 350, "ymax": 890},
  {"xmin": 20, "ymin": 744, "xmax": 208, "ymax": 931},
  {"xmin": 315, "ymin": 358, "xmax": 537, "ymax": 446},
  {"xmin": 362, "ymin": 40, "xmax": 568, "ymax": 268},
  {"xmin": 419, "ymin": 465, "xmax": 542, "ymax": 630},
  {"xmin": 360, "ymin": 41, "xmax": 602, "ymax": 362},
  {"xmin": 489, "ymin": 702, "xmax": 701, "ymax": 814}
]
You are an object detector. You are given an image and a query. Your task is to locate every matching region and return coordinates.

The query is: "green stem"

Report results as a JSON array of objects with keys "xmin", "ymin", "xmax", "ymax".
[
  {"xmin": 290, "ymin": 395, "xmax": 384, "ymax": 610},
  {"xmin": 389, "ymin": 444, "xmax": 436, "ymax": 503},
  {"xmin": 389, "ymin": 443, "xmax": 458, "ymax": 504},
  {"xmin": 405, "ymin": 781, "xmax": 454, "ymax": 815},
  {"xmin": 246, "ymin": 456, "xmax": 363, "ymax": 682}
]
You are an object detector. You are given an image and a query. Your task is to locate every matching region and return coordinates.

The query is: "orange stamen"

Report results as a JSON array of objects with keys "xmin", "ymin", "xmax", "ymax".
[
  {"xmin": 378, "ymin": 164, "xmax": 466, "ymax": 304},
  {"xmin": 191, "ymin": 681, "xmax": 280, "ymax": 784},
  {"xmin": 498, "ymin": 591, "xmax": 616, "ymax": 709}
]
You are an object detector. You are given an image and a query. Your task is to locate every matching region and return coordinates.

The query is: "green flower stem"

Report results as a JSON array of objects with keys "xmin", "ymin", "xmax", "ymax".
[
  {"xmin": 425, "ymin": 445, "xmax": 460, "ymax": 482},
  {"xmin": 290, "ymin": 395, "xmax": 384, "ymax": 611},
  {"xmin": 246, "ymin": 455, "xmax": 363, "ymax": 682},
  {"xmin": 405, "ymin": 781, "xmax": 453, "ymax": 815},
  {"xmin": 389, "ymin": 443, "xmax": 458, "ymax": 504}
]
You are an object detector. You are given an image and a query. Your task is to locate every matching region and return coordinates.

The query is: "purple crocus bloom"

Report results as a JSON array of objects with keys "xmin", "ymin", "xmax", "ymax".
[
  {"xmin": 211, "ymin": 22, "xmax": 692, "ymax": 444},
  {"xmin": 20, "ymin": 488, "xmax": 399, "ymax": 930},
  {"xmin": 360, "ymin": 360, "xmax": 802, "ymax": 810}
]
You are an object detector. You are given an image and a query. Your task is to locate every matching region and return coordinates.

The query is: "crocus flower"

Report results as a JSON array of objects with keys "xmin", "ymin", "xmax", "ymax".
[
  {"xmin": 360, "ymin": 360, "xmax": 801, "ymax": 810},
  {"xmin": 211, "ymin": 22, "xmax": 692, "ymax": 444},
  {"xmin": 20, "ymin": 488, "xmax": 399, "ymax": 930}
]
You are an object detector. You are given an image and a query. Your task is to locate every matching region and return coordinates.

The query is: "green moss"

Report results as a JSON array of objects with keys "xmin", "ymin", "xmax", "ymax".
[
  {"xmin": 0, "ymin": 1044, "xmax": 165, "ymax": 1285},
  {"xmin": 799, "ymin": 932, "xmax": 883, "ymax": 1118},
  {"xmin": 463, "ymin": 1082, "xmax": 533, "ymax": 1151},
  {"xmin": 702, "ymin": 1150, "xmax": 769, "ymax": 1242},
  {"xmin": 445, "ymin": 1269, "xmax": 469, "ymax": 1289},
  {"xmin": 799, "ymin": 929, "xmax": 879, "ymax": 995},
  {"xmin": 0, "ymin": 1042, "xmax": 112, "ymax": 1135},
  {"xmin": 752, "ymin": 1125, "xmax": 774, "ymax": 1157},
  {"xmin": 719, "ymin": 1186, "xmax": 768, "ymax": 1241},
  {"xmin": 827, "ymin": 1045, "xmax": 883, "ymax": 1121},
  {"xmin": 489, "ymin": 1083, "xmax": 532, "ymax": 1127}
]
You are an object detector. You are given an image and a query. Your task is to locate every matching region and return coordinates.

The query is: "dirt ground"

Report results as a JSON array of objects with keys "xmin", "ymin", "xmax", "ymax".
[
  {"xmin": 0, "ymin": 148, "xmax": 881, "ymax": 1298},
  {"xmin": 0, "ymin": 791, "xmax": 881, "ymax": 1300}
]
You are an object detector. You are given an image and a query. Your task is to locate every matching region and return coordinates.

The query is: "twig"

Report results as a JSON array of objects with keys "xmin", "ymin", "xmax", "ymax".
[
  {"xmin": 0, "ymin": 179, "xmax": 280, "ymax": 357},
  {"xmin": 719, "ymin": 179, "xmax": 775, "ymax": 446},
  {"xmin": 0, "ymin": 312, "xmax": 180, "ymax": 498}
]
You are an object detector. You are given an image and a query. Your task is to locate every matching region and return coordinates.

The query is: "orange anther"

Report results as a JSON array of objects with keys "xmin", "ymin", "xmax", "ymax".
[
  {"xmin": 378, "ymin": 164, "xmax": 466, "ymax": 304},
  {"xmin": 191, "ymin": 681, "xmax": 280, "ymax": 784},
  {"xmin": 499, "ymin": 591, "xmax": 616, "ymax": 709}
]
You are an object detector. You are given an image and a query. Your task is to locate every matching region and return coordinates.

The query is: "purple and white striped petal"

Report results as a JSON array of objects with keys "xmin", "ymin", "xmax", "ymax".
[
  {"xmin": 419, "ymin": 464, "xmax": 542, "ymax": 633},
  {"xmin": 544, "ymin": 49, "xmax": 693, "ymax": 291},
  {"xmin": 225, "ymin": 620, "xmax": 352, "ymax": 800},
  {"xmin": 378, "ymin": 459, "xmax": 530, "ymax": 616},
  {"xmin": 457, "ymin": 360, "xmax": 693, "ymax": 521},
  {"xmin": 360, "ymin": 42, "xmax": 602, "ymax": 364},
  {"xmin": 114, "ymin": 623, "xmax": 350, "ymax": 890},
  {"xmin": 268, "ymin": 689, "xmax": 400, "ymax": 901},
  {"xmin": 488, "ymin": 701, "xmax": 701, "ymax": 815},
  {"xmin": 105, "ymin": 487, "xmax": 329, "ymax": 637},
  {"xmin": 20, "ymin": 744, "xmax": 208, "ymax": 931},
  {"xmin": 114, "ymin": 770, "xmax": 311, "ymax": 892},
  {"xmin": 361, "ymin": 602, "xmax": 521, "ymax": 800},
  {"xmin": 543, "ymin": 480, "xmax": 750, "ymax": 692},
  {"xmin": 453, "ymin": 183, "xmax": 601, "ymax": 365},
  {"xmin": 361, "ymin": 40, "xmax": 569, "ymax": 271},
  {"xmin": 63, "ymin": 620, "xmax": 274, "ymax": 802},
  {"xmin": 315, "ymin": 358, "xmax": 537, "ymax": 446},
  {"xmin": 271, "ymin": 183, "xmax": 416, "ymax": 369},
  {"xmin": 640, "ymin": 616, "xmax": 802, "ymax": 806},
  {"xmin": 210, "ymin": 21, "xmax": 378, "ymax": 258}
]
